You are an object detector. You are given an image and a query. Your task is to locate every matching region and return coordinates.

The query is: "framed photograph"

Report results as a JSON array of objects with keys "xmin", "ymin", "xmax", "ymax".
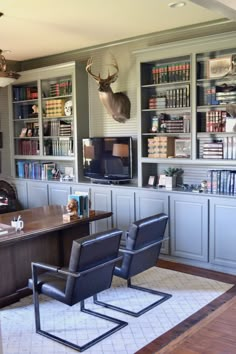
[
  {"xmin": 148, "ymin": 175, "xmax": 156, "ymax": 186},
  {"xmin": 208, "ymin": 56, "xmax": 232, "ymax": 78},
  {"xmin": 19, "ymin": 128, "xmax": 27, "ymax": 138},
  {"xmin": 175, "ymin": 139, "xmax": 191, "ymax": 158}
]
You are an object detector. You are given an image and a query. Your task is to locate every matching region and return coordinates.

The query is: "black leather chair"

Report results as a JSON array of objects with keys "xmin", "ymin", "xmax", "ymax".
[
  {"xmin": 28, "ymin": 229, "xmax": 128, "ymax": 352},
  {"xmin": 95, "ymin": 213, "xmax": 172, "ymax": 317}
]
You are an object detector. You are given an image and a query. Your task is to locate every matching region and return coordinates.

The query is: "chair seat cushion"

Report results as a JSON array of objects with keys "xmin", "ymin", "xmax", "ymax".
[{"xmin": 28, "ymin": 272, "xmax": 67, "ymax": 303}]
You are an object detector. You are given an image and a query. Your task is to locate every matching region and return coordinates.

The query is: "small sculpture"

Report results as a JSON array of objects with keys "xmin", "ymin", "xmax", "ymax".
[{"xmin": 66, "ymin": 198, "xmax": 78, "ymax": 216}]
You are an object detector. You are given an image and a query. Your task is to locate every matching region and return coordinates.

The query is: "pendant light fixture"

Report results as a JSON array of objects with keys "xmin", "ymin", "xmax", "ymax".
[
  {"xmin": 0, "ymin": 12, "xmax": 20, "ymax": 87},
  {"xmin": 0, "ymin": 49, "xmax": 20, "ymax": 87}
]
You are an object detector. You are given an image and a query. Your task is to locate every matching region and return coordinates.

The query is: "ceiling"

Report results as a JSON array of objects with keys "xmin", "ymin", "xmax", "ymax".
[{"xmin": 0, "ymin": 0, "xmax": 236, "ymax": 61}]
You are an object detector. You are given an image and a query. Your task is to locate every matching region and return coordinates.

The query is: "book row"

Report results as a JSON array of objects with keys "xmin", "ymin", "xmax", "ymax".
[
  {"xmin": 43, "ymin": 120, "xmax": 72, "ymax": 137},
  {"xmin": 207, "ymin": 169, "xmax": 236, "ymax": 195},
  {"xmin": 201, "ymin": 138, "xmax": 236, "ymax": 159},
  {"xmin": 16, "ymin": 140, "xmax": 39, "ymax": 155},
  {"xmin": 147, "ymin": 86, "xmax": 190, "ymax": 109},
  {"xmin": 16, "ymin": 161, "xmax": 56, "ymax": 180},
  {"xmin": 49, "ymin": 79, "xmax": 72, "ymax": 97},
  {"xmin": 200, "ymin": 86, "xmax": 236, "ymax": 106},
  {"xmin": 13, "ymin": 86, "xmax": 38, "ymax": 101},
  {"xmin": 151, "ymin": 62, "xmax": 190, "ymax": 84},
  {"xmin": 205, "ymin": 110, "xmax": 227, "ymax": 133},
  {"xmin": 44, "ymin": 138, "xmax": 73, "ymax": 156},
  {"xmin": 14, "ymin": 104, "xmax": 38, "ymax": 120}
]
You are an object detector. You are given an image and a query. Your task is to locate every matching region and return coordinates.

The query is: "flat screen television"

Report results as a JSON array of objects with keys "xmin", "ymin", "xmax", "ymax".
[{"xmin": 82, "ymin": 137, "xmax": 133, "ymax": 183}]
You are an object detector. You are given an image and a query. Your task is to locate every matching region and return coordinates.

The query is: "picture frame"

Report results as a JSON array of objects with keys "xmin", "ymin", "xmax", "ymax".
[
  {"xmin": 175, "ymin": 139, "xmax": 191, "ymax": 158},
  {"xmin": 208, "ymin": 56, "xmax": 232, "ymax": 78},
  {"xmin": 148, "ymin": 175, "xmax": 156, "ymax": 186}
]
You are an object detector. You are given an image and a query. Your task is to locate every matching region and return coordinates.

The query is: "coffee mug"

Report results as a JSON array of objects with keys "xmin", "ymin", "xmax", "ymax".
[{"xmin": 11, "ymin": 220, "xmax": 24, "ymax": 231}]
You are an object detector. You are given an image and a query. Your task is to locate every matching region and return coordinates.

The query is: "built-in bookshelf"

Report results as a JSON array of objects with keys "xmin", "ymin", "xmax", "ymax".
[
  {"xmin": 134, "ymin": 33, "xmax": 236, "ymax": 187},
  {"xmin": 196, "ymin": 48, "xmax": 236, "ymax": 161},
  {"xmin": 9, "ymin": 61, "xmax": 89, "ymax": 182}
]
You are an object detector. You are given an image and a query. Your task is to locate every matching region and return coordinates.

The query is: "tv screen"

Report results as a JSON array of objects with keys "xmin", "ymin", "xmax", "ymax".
[{"xmin": 82, "ymin": 137, "xmax": 133, "ymax": 182}]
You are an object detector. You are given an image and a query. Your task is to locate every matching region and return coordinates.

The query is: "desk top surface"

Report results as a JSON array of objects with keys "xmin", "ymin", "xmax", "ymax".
[{"xmin": 0, "ymin": 205, "xmax": 112, "ymax": 245}]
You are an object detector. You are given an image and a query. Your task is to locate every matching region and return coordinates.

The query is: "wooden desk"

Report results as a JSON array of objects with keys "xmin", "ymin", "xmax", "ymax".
[{"xmin": 0, "ymin": 205, "xmax": 112, "ymax": 308}]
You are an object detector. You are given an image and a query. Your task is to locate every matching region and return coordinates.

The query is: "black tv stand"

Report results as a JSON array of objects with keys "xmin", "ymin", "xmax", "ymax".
[{"xmin": 90, "ymin": 178, "xmax": 131, "ymax": 185}]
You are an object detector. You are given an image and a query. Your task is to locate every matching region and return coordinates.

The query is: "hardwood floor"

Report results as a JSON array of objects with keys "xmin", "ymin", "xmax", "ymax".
[{"xmin": 136, "ymin": 260, "xmax": 236, "ymax": 354}]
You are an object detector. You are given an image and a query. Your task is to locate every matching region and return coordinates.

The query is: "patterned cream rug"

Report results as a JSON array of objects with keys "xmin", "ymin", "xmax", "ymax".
[{"xmin": 0, "ymin": 267, "xmax": 233, "ymax": 354}]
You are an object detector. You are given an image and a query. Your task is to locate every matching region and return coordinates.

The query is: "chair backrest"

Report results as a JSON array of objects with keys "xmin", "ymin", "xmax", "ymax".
[
  {"xmin": 117, "ymin": 213, "xmax": 168, "ymax": 279},
  {"xmin": 65, "ymin": 228, "xmax": 122, "ymax": 305}
]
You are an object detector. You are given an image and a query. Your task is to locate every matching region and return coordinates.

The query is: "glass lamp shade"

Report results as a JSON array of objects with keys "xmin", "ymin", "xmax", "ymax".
[{"xmin": 0, "ymin": 71, "xmax": 20, "ymax": 87}]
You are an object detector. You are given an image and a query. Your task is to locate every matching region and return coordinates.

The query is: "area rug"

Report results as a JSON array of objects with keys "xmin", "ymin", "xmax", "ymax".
[{"xmin": 0, "ymin": 267, "xmax": 233, "ymax": 354}]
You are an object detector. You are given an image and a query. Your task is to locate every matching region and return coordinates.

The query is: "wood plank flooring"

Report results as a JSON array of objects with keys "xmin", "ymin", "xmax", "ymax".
[{"xmin": 136, "ymin": 260, "xmax": 236, "ymax": 354}]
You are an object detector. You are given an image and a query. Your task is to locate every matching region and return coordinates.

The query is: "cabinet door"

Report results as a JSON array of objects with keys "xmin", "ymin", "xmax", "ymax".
[
  {"xmin": 170, "ymin": 193, "xmax": 208, "ymax": 262},
  {"xmin": 210, "ymin": 197, "xmax": 236, "ymax": 268},
  {"xmin": 90, "ymin": 187, "xmax": 112, "ymax": 233},
  {"xmin": 112, "ymin": 189, "xmax": 135, "ymax": 231},
  {"xmin": 27, "ymin": 181, "xmax": 48, "ymax": 208},
  {"xmin": 12, "ymin": 179, "xmax": 28, "ymax": 209},
  {"xmin": 135, "ymin": 190, "xmax": 169, "ymax": 254},
  {"xmin": 48, "ymin": 183, "xmax": 71, "ymax": 206}
]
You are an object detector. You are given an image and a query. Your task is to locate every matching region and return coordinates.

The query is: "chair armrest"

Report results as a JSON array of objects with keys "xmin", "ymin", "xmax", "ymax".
[
  {"xmin": 32, "ymin": 255, "xmax": 123, "ymax": 284},
  {"xmin": 118, "ymin": 238, "xmax": 168, "ymax": 255},
  {"xmin": 58, "ymin": 255, "xmax": 124, "ymax": 278},
  {"xmin": 31, "ymin": 262, "xmax": 60, "ymax": 272}
]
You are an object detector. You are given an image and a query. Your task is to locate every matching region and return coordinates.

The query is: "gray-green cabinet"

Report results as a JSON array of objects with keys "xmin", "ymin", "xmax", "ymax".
[
  {"xmin": 48, "ymin": 183, "xmax": 71, "ymax": 206},
  {"xmin": 135, "ymin": 190, "xmax": 169, "ymax": 254},
  {"xmin": 13, "ymin": 179, "xmax": 28, "ymax": 209},
  {"xmin": 27, "ymin": 181, "xmax": 48, "ymax": 208},
  {"xmin": 112, "ymin": 188, "xmax": 135, "ymax": 231},
  {"xmin": 90, "ymin": 187, "xmax": 112, "ymax": 233},
  {"xmin": 170, "ymin": 193, "xmax": 208, "ymax": 262},
  {"xmin": 209, "ymin": 197, "xmax": 236, "ymax": 269}
]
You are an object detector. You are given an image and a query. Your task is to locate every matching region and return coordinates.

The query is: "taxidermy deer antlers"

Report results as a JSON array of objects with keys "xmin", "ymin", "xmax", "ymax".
[{"xmin": 86, "ymin": 57, "xmax": 131, "ymax": 123}]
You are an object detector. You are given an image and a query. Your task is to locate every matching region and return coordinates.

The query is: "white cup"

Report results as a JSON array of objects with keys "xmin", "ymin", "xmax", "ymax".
[{"xmin": 11, "ymin": 220, "xmax": 24, "ymax": 231}]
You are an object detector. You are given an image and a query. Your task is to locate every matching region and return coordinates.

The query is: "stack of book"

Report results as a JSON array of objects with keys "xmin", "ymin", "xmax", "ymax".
[
  {"xmin": 216, "ymin": 91, "xmax": 236, "ymax": 105},
  {"xmin": 203, "ymin": 142, "xmax": 223, "ymax": 159},
  {"xmin": 45, "ymin": 99, "xmax": 65, "ymax": 117},
  {"xmin": 60, "ymin": 122, "xmax": 72, "ymax": 136},
  {"xmin": 165, "ymin": 119, "xmax": 184, "ymax": 133},
  {"xmin": 148, "ymin": 136, "xmax": 175, "ymax": 158},
  {"xmin": 148, "ymin": 96, "xmax": 166, "ymax": 109}
]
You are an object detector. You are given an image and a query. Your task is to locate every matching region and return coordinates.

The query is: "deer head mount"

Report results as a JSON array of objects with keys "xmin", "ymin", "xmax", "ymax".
[{"xmin": 86, "ymin": 57, "xmax": 131, "ymax": 123}]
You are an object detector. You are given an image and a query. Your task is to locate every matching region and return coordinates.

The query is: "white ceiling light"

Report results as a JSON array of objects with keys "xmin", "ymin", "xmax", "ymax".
[{"xmin": 168, "ymin": 2, "xmax": 186, "ymax": 8}]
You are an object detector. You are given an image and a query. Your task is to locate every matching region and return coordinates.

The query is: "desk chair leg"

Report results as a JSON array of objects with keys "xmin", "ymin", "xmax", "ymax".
[
  {"xmin": 33, "ymin": 294, "xmax": 127, "ymax": 352},
  {"xmin": 94, "ymin": 278, "xmax": 172, "ymax": 317}
]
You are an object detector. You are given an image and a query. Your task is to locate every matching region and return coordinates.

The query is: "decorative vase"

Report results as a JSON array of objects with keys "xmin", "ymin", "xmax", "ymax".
[{"xmin": 165, "ymin": 176, "xmax": 176, "ymax": 189}]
